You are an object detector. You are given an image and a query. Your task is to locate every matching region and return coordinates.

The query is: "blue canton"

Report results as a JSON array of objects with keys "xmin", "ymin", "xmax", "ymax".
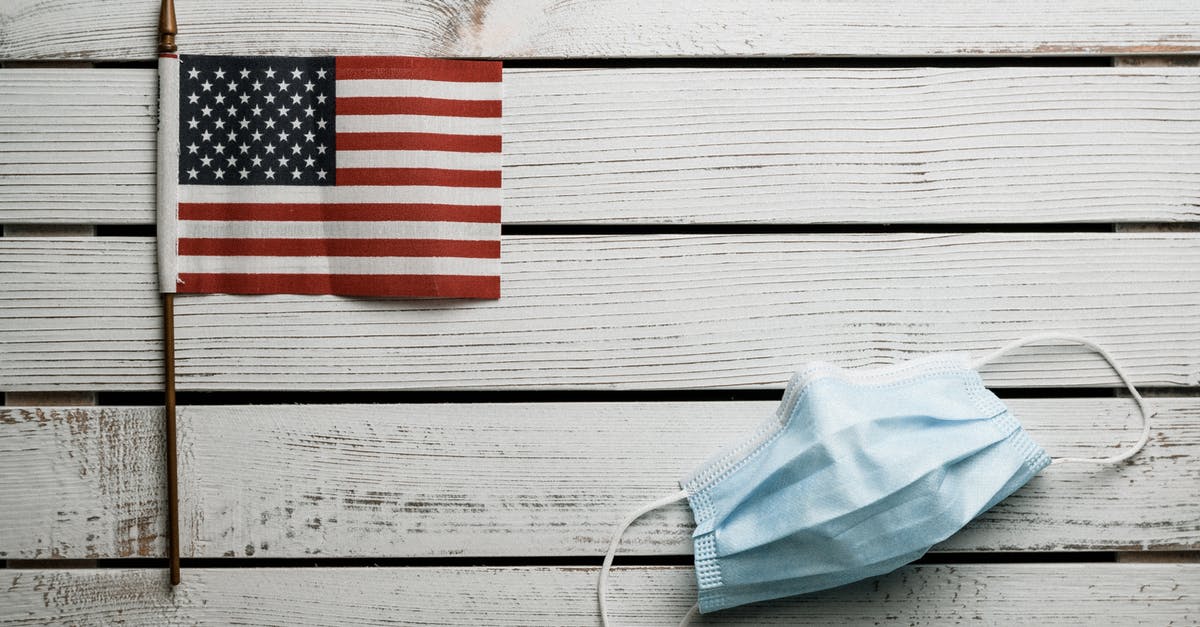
[{"xmin": 178, "ymin": 55, "xmax": 336, "ymax": 186}]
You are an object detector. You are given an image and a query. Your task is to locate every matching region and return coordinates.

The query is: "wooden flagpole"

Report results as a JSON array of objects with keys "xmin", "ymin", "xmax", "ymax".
[{"xmin": 158, "ymin": 0, "xmax": 181, "ymax": 587}]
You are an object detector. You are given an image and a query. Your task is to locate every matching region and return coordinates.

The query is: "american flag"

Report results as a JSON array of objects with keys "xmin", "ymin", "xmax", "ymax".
[{"xmin": 161, "ymin": 55, "xmax": 502, "ymax": 298}]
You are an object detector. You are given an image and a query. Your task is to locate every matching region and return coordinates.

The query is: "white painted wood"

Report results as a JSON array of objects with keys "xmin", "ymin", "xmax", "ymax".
[
  {"xmin": 3, "ymin": 0, "xmax": 1200, "ymax": 59},
  {"xmin": 0, "ymin": 238, "xmax": 162, "ymax": 391},
  {"xmin": 2, "ymin": 234, "xmax": 1199, "ymax": 391},
  {"xmin": 4, "ymin": 400, "xmax": 1196, "ymax": 559},
  {"xmin": 0, "ymin": 70, "xmax": 155, "ymax": 224},
  {"xmin": 0, "ymin": 407, "xmax": 163, "ymax": 559},
  {"xmin": 2, "ymin": 565, "xmax": 1197, "ymax": 625},
  {"xmin": 4, "ymin": 67, "xmax": 1200, "ymax": 225}
]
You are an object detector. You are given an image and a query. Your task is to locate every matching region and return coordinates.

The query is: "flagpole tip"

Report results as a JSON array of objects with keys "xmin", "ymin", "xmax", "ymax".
[{"xmin": 158, "ymin": 0, "xmax": 177, "ymax": 53}]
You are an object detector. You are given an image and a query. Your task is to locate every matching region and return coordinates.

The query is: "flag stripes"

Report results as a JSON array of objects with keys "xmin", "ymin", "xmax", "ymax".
[{"xmin": 177, "ymin": 274, "xmax": 499, "ymax": 298}]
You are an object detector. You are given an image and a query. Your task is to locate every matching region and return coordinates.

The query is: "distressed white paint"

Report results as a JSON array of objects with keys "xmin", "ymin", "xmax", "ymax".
[
  {"xmin": 5, "ymin": 234, "xmax": 1199, "ymax": 391},
  {"xmin": 4, "ymin": 67, "xmax": 1200, "ymax": 225},
  {"xmin": 2, "ymin": 0, "xmax": 1200, "ymax": 59},
  {"xmin": 0, "ymin": 407, "xmax": 163, "ymax": 559},
  {"xmin": 0, "ymin": 70, "xmax": 155, "ymax": 224},
  {"xmin": 2, "ymin": 565, "xmax": 1197, "ymax": 625},
  {"xmin": 3, "ymin": 400, "xmax": 1197, "ymax": 559}
]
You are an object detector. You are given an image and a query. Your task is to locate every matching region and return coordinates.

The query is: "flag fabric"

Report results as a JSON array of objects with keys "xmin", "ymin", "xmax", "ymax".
[{"xmin": 157, "ymin": 55, "xmax": 502, "ymax": 298}]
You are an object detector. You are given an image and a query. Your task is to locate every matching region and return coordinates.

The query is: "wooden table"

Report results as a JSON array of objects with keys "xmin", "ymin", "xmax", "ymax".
[{"xmin": 2, "ymin": 1, "xmax": 1199, "ymax": 624}]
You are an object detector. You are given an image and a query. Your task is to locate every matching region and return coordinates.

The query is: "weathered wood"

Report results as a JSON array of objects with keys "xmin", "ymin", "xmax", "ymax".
[
  {"xmin": 3, "ymin": 0, "xmax": 1200, "ymax": 59},
  {"xmin": 4, "ymin": 67, "xmax": 1200, "ymax": 225},
  {"xmin": 0, "ymin": 407, "xmax": 163, "ymax": 559},
  {"xmin": 0, "ymin": 70, "xmax": 155, "ymax": 224},
  {"xmin": 0, "ymin": 238, "xmax": 162, "ymax": 391},
  {"xmin": 2, "ymin": 234, "xmax": 1199, "ymax": 391},
  {"xmin": 2, "ymin": 565, "xmax": 1197, "ymax": 625},
  {"xmin": 3, "ymin": 400, "xmax": 1196, "ymax": 559}
]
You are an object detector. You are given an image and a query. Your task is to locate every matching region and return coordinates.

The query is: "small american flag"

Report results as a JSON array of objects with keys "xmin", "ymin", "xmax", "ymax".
[{"xmin": 159, "ymin": 55, "xmax": 502, "ymax": 298}]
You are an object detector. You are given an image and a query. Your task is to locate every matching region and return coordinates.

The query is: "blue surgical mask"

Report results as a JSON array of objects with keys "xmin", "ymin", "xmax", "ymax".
[{"xmin": 598, "ymin": 334, "xmax": 1153, "ymax": 625}]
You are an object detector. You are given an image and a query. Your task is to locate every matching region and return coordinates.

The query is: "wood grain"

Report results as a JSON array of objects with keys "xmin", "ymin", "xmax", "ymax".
[
  {"xmin": 4, "ymin": 400, "xmax": 1196, "ymax": 559},
  {"xmin": 3, "ymin": 233, "xmax": 1199, "ymax": 391},
  {"xmin": 2, "ymin": 0, "xmax": 1200, "ymax": 59},
  {"xmin": 3, "ymin": 67, "xmax": 1200, "ymax": 225},
  {"xmin": 2, "ymin": 565, "xmax": 1197, "ymax": 625},
  {"xmin": 0, "ymin": 407, "xmax": 162, "ymax": 559},
  {"xmin": 0, "ymin": 70, "xmax": 155, "ymax": 224}
]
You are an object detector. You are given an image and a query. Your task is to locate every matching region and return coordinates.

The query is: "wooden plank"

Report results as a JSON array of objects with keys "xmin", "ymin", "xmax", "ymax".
[
  {"xmin": 3, "ymin": 0, "xmax": 1200, "ymax": 59},
  {"xmin": 2, "ymin": 233, "xmax": 1199, "ymax": 391},
  {"xmin": 2, "ymin": 565, "xmax": 1197, "ymax": 625},
  {"xmin": 3, "ymin": 67, "xmax": 1199, "ymax": 225},
  {"xmin": 4, "ymin": 400, "xmax": 1196, "ymax": 559},
  {"xmin": 0, "ymin": 238, "xmax": 161, "ymax": 391},
  {"xmin": 0, "ymin": 407, "xmax": 162, "ymax": 559},
  {"xmin": 0, "ymin": 70, "xmax": 155, "ymax": 224}
]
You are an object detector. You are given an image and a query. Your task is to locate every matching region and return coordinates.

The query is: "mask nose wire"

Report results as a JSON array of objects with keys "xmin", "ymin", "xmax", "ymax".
[
  {"xmin": 968, "ymin": 333, "xmax": 1154, "ymax": 465},
  {"xmin": 598, "ymin": 488, "xmax": 691, "ymax": 626}
]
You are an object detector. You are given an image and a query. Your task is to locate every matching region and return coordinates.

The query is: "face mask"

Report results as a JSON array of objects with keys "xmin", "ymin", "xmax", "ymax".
[{"xmin": 597, "ymin": 334, "xmax": 1153, "ymax": 626}]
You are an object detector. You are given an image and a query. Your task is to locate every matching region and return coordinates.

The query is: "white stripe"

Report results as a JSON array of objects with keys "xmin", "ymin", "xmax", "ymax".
[
  {"xmin": 336, "ymin": 114, "xmax": 498, "ymax": 136},
  {"xmin": 336, "ymin": 150, "xmax": 500, "ymax": 171},
  {"xmin": 179, "ymin": 220, "xmax": 499, "ymax": 240},
  {"xmin": 336, "ymin": 78, "xmax": 501, "ymax": 101},
  {"xmin": 180, "ymin": 185, "xmax": 501, "ymax": 206},
  {"xmin": 177, "ymin": 255, "xmax": 498, "ymax": 276}
]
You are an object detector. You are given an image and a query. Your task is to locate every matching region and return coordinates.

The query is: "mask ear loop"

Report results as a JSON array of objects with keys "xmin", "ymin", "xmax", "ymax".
[
  {"xmin": 598, "ymin": 488, "xmax": 694, "ymax": 627},
  {"xmin": 969, "ymin": 333, "xmax": 1154, "ymax": 465}
]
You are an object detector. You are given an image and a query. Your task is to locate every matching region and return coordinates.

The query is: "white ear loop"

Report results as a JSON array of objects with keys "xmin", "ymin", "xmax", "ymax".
[
  {"xmin": 597, "ymin": 489, "xmax": 694, "ymax": 627},
  {"xmin": 969, "ymin": 333, "xmax": 1154, "ymax": 465}
]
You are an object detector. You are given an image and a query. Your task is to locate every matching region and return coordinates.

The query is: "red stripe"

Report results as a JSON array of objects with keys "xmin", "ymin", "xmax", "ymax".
[
  {"xmin": 177, "ymin": 273, "xmax": 500, "ymax": 298},
  {"xmin": 179, "ymin": 203, "xmax": 500, "ymax": 222},
  {"xmin": 336, "ymin": 132, "xmax": 500, "ymax": 153},
  {"xmin": 336, "ymin": 168, "xmax": 501, "ymax": 187},
  {"xmin": 178, "ymin": 238, "xmax": 499, "ymax": 258},
  {"xmin": 337, "ymin": 97, "xmax": 500, "ymax": 118},
  {"xmin": 336, "ymin": 57, "xmax": 501, "ymax": 83},
  {"xmin": 160, "ymin": 53, "xmax": 178, "ymax": 59}
]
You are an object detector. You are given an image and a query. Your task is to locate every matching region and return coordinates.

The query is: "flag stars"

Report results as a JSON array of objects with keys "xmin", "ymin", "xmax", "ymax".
[{"xmin": 180, "ymin": 58, "xmax": 334, "ymax": 186}]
